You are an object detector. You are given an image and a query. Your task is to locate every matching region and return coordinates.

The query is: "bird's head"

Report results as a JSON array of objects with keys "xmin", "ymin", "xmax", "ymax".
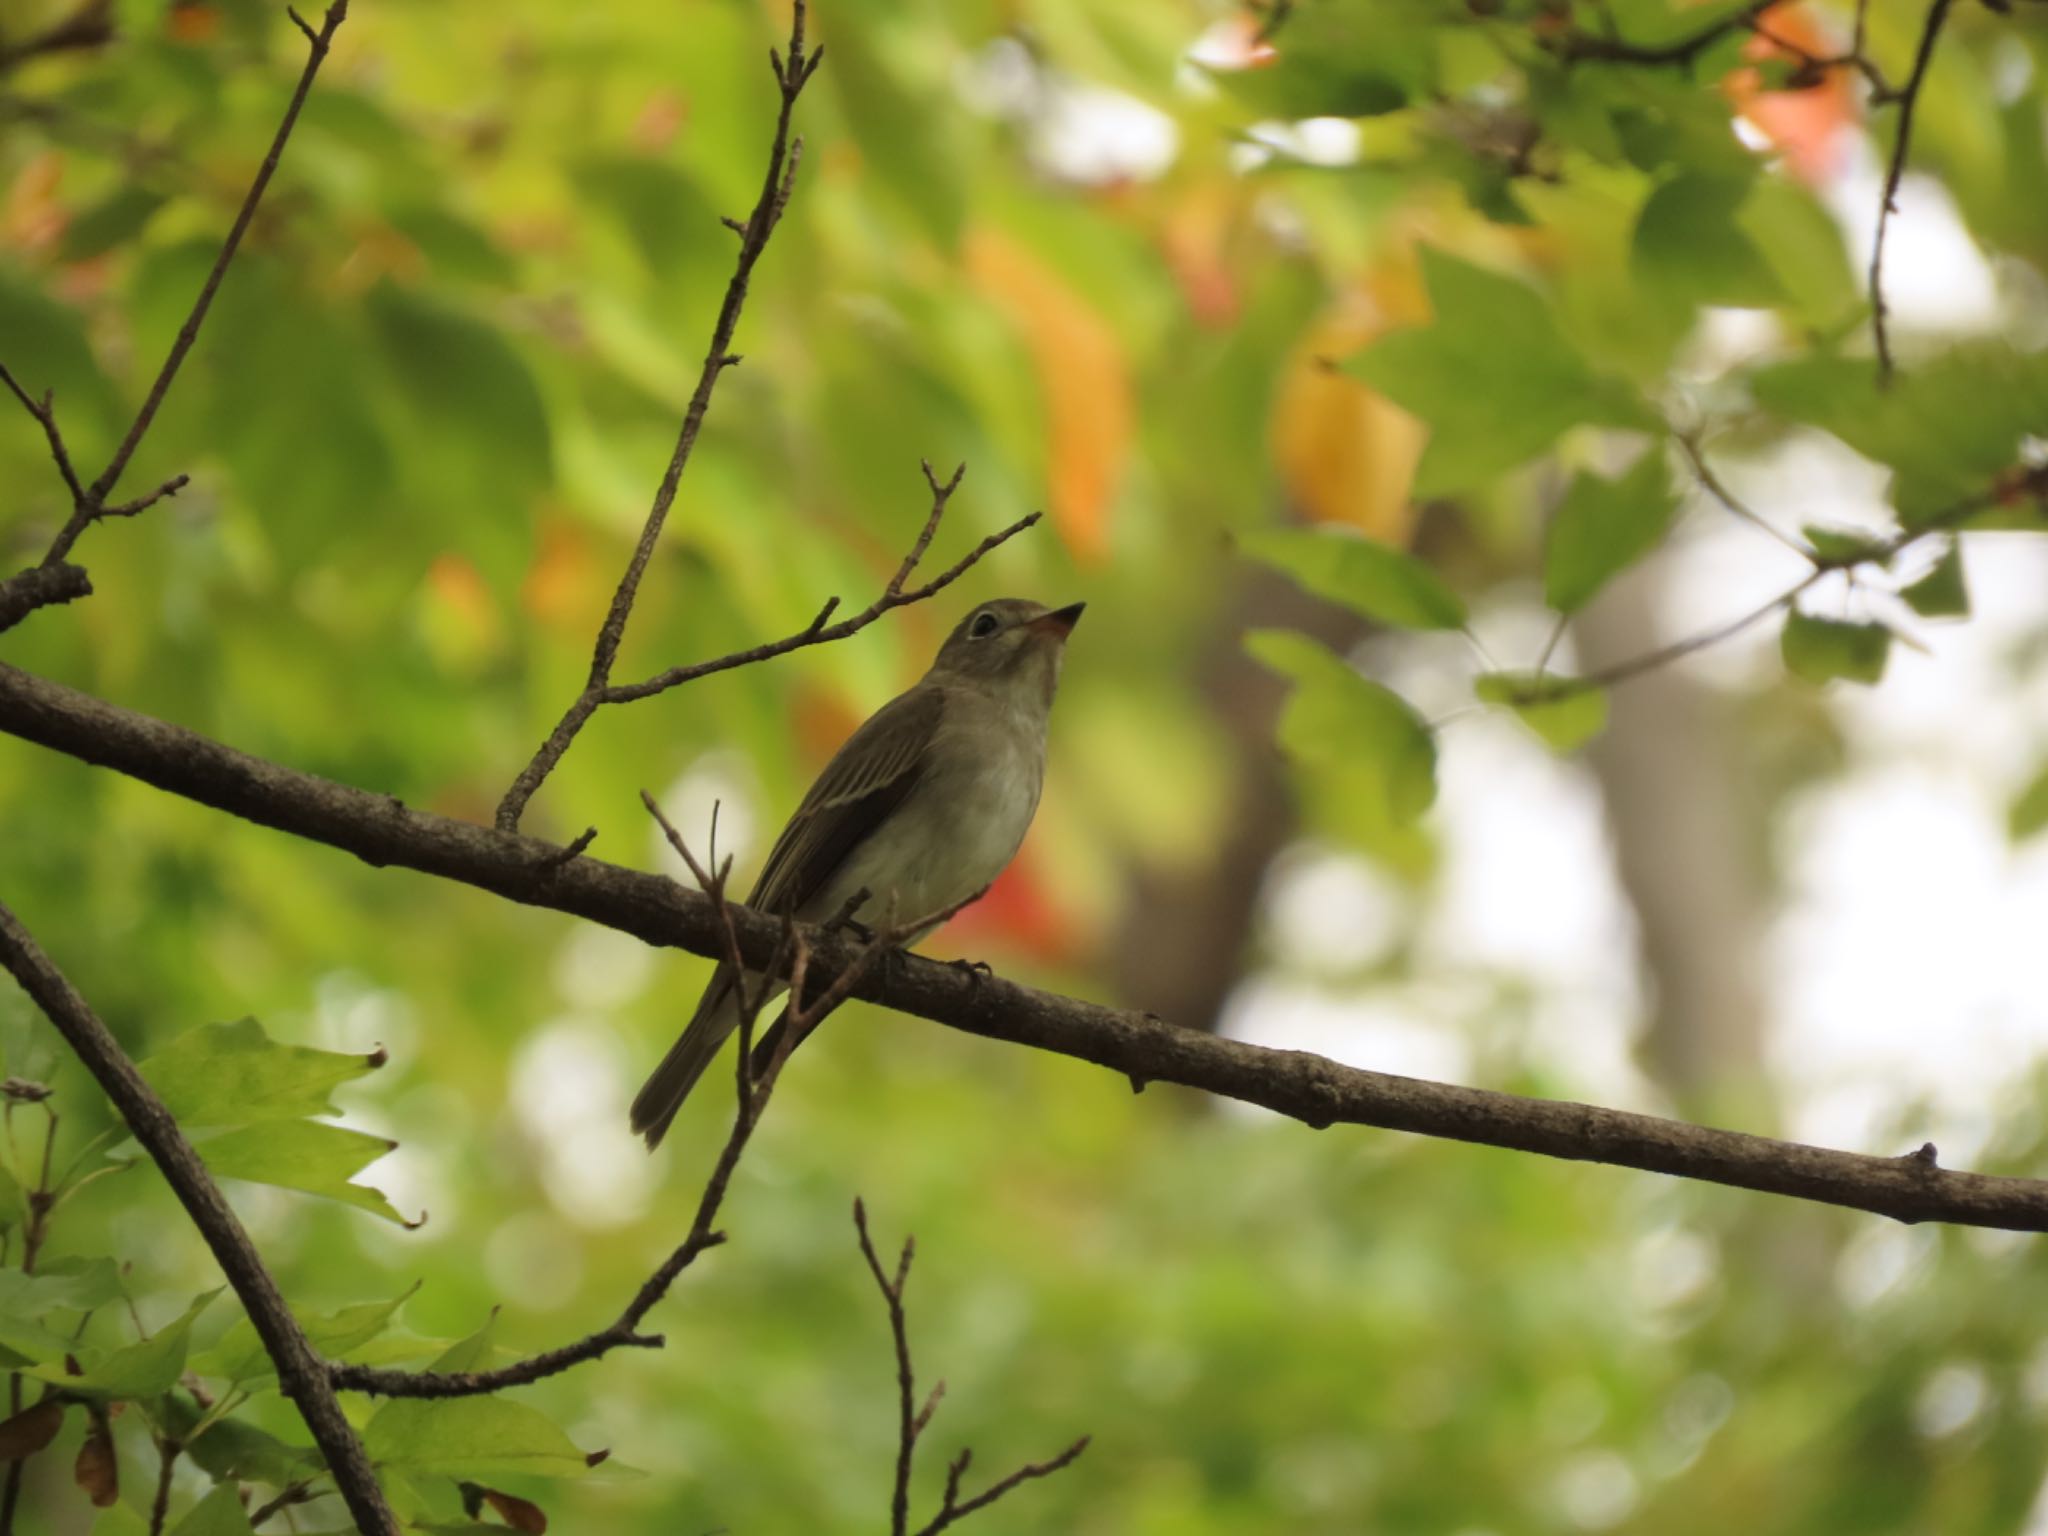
[{"xmin": 927, "ymin": 597, "xmax": 1085, "ymax": 705}]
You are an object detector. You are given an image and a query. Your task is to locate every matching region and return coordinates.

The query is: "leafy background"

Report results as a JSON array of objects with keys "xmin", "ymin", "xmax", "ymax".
[{"xmin": 3, "ymin": 0, "xmax": 2048, "ymax": 1530}]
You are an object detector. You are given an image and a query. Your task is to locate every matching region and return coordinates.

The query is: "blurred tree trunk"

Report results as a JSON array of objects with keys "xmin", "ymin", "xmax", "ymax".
[
  {"xmin": 1109, "ymin": 567, "xmax": 1361, "ymax": 1033},
  {"xmin": 1575, "ymin": 568, "xmax": 1777, "ymax": 1122}
]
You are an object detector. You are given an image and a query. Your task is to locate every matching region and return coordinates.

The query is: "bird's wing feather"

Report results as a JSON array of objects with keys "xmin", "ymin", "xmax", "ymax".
[{"xmin": 747, "ymin": 684, "xmax": 944, "ymax": 918}]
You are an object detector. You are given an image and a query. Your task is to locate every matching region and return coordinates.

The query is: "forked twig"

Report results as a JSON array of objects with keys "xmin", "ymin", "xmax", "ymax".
[{"xmin": 855, "ymin": 1200, "xmax": 1090, "ymax": 1536}]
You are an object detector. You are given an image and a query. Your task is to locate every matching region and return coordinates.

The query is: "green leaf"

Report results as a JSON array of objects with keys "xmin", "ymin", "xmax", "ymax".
[
  {"xmin": 1240, "ymin": 527, "xmax": 1466, "ymax": 629},
  {"xmin": 367, "ymin": 284, "xmax": 554, "ymax": 582},
  {"xmin": 195, "ymin": 1284, "xmax": 419, "ymax": 1385},
  {"xmin": 1801, "ymin": 524, "xmax": 1895, "ymax": 566},
  {"xmin": 1900, "ymin": 540, "xmax": 1969, "ymax": 618},
  {"xmin": 1632, "ymin": 174, "xmax": 1784, "ymax": 309},
  {"xmin": 363, "ymin": 1398, "xmax": 596, "ymax": 1481},
  {"xmin": 166, "ymin": 1484, "xmax": 257, "ymax": 1536},
  {"xmin": 1781, "ymin": 613, "xmax": 1891, "ymax": 686},
  {"xmin": 0, "ymin": 1261, "xmax": 122, "ymax": 1365},
  {"xmin": 183, "ymin": 1420, "xmax": 320, "ymax": 1486},
  {"xmin": 141, "ymin": 1017, "xmax": 383, "ymax": 1128},
  {"xmin": 1348, "ymin": 248, "xmax": 1657, "ymax": 495},
  {"xmin": 192, "ymin": 1121, "xmax": 412, "ymax": 1226},
  {"xmin": 1244, "ymin": 630, "xmax": 1437, "ymax": 824},
  {"xmin": 1543, "ymin": 451, "xmax": 1676, "ymax": 614},
  {"xmin": 61, "ymin": 186, "xmax": 167, "ymax": 263},
  {"xmin": 1474, "ymin": 674, "xmax": 1610, "ymax": 752},
  {"xmin": 1751, "ymin": 346, "xmax": 2048, "ymax": 524},
  {"xmin": 1736, "ymin": 175, "xmax": 1856, "ymax": 326},
  {"xmin": 424, "ymin": 1314, "xmax": 500, "ymax": 1376},
  {"xmin": 2010, "ymin": 762, "xmax": 2048, "ymax": 843},
  {"xmin": 31, "ymin": 1292, "xmax": 218, "ymax": 1400}
]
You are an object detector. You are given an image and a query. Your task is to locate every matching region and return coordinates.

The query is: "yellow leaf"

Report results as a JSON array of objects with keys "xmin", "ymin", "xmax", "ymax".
[{"xmin": 1270, "ymin": 286, "xmax": 1426, "ymax": 546}]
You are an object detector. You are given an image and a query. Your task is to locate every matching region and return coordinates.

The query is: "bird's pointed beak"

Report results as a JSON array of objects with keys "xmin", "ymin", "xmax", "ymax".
[{"xmin": 1027, "ymin": 602, "xmax": 1085, "ymax": 639}]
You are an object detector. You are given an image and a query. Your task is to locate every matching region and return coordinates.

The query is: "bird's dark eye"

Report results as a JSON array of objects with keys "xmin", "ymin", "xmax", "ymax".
[{"xmin": 969, "ymin": 611, "xmax": 1000, "ymax": 639}]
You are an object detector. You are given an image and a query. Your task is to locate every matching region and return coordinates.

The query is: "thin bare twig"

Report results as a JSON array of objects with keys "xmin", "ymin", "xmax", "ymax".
[
  {"xmin": 75, "ymin": 5, "xmax": 347, "ymax": 524},
  {"xmin": 1529, "ymin": 466, "xmax": 2041, "ymax": 700},
  {"xmin": 603, "ymin": 481, "xmax": 1037, "ymax": 706},
  {"xmin": 248, "ymin": 1479, "xmax": 321, "ymax": 1529},
  {"xmin": 0, "ymin": 901, "xmax": 398, "ymax": 1536},
  {"xmin": 0, "ymin": 4, "xmax": 346, "ymax": 632},
  {"xmin": 855, "ymin": 1200, "xmax": 1090, "ymax": 1535},
  {"xmin": 145, "ymin": 1436, "xmax": 179, "ymax": 1536},
  {"xmin": 855, "ymin": 1200, "xmax": 922, "ymax": 1536},
  {"xmin": 493, "ymin": 0, "xmax": 822, "ymax": 833},
  {"xmin": 1870, "ymin": 0, "xmax": 1955, "ymax": 379},
  {"xmin": 1675, "ymin": 432, "xmax": 1817, "ymax": 560}
]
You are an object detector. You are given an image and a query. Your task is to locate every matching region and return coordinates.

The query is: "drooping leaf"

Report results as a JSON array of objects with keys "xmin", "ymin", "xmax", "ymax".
[
  {"xmin": 141, "ymin": 1017, "xmax": 383, "ymax": 1128},
  {"xmin": 1543, "ymin": 451, "xmax": 1676, "ymax": 614},
  {"xmin": 1348, "ymin": 248, "xmax": 1657, "ymax": 495},
  {"xmin": 31, "ymin": 1292, "xmax": 219, "ymax": 1400},
  {"xmin": 165, "ymin": 1483, "xmax": 257, "ymax": 1536},
  {"xmin": 462, "ymin": 1482, "xmax": 549, "ymax": 1533},
  {"xmin": 1781, "ymin": 612, "xmax": 1891, "ymax": 686},
  {"xmin": 363, "ymin": 1398, "xmax": 596, "ymax": 1481},
  {"xmin": 1474, "ymin": 674, "xmax": 1610, "ymax": 752},
  {"xmin": 0, "ymin": 1398, "xmax": 65, "ymax": 1461},
  {"xmin": 1244, "ymin": 630, "xmax": 1437, "ymax": 825},
  {"xmin": 423, "ymin": 1314, "xmax": 501, "ymax": 1376},
  {"xmin": 1900, "ymin": 540, "xmax": 1969, "ymax": 618},
  {"xmin": 1240, "ymin": 526, "xmax": 1466, "ymax": 629},
  {"xmin": 75, "ymin": 1407, "xmax": 118, "ymax": 1507},
  {"xmin": 192, "ymin": 1121, "xmax": 412, "ymax": 1226}
]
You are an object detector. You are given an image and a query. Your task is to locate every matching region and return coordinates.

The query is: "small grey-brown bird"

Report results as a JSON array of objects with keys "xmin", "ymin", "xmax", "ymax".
[{"xmin": 630, "ymin": 597, "xmax": 1084, "ymax": 1147}]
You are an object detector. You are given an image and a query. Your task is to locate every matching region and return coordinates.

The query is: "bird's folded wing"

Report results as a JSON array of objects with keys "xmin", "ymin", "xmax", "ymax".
[{"xmin": 747, "ymin": 683, "xmax": 944, "ymax": 919}]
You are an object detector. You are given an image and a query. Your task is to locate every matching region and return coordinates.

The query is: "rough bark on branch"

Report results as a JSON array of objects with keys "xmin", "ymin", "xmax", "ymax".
[{"xmin": 3, "ymin": 659, "xmax": 2045, "ymax": 1231}]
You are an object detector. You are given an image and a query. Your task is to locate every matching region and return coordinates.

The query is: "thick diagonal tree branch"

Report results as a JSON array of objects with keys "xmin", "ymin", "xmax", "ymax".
[
  {"xmin": 0, "ymin": 902, "xmax": 399, "ymax": 1536},
  {"xmin": 3, "ymin": 660, "xmax": 2046, "ymax": 1231}
]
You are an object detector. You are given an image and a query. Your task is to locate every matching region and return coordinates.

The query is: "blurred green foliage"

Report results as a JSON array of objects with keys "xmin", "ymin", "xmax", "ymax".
[{"xmin": 3, "ymin": 0, "xmax": 2048, "ymax": 1530}]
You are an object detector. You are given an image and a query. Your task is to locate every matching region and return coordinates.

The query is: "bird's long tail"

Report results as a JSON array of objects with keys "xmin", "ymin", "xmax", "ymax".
[{"xmin": 630, "ymin": 969, "xmax": 744, "ymax": 1149}]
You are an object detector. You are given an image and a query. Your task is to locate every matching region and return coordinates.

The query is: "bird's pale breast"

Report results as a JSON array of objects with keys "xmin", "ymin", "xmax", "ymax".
[{"xmin": 815, "ymin": 693, "xmax": 1044, "ymax": 935}]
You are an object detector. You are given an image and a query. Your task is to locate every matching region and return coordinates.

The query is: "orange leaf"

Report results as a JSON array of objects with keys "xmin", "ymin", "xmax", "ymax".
[
  {"xmin": 519, "ymin": 516, "xmax": 604, "ymax": 630},
  {"xmin": 1722, "ymin": 6, "xmax": 1857, "ymax": 184},
  {"xmin": 966, "ymin": 229, "xmax": 1130, "ymax": 566},
  {"xmin": 1159, "ymin": 182, "xmax": 1242, "ymax": 329},
  {"xmin": 941, "ymin": 843, "xmax": 1075, "ymax": 966},
  {"xmin": 168, "ymin": 4, "xmax": 220, "ymax": 43}
]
